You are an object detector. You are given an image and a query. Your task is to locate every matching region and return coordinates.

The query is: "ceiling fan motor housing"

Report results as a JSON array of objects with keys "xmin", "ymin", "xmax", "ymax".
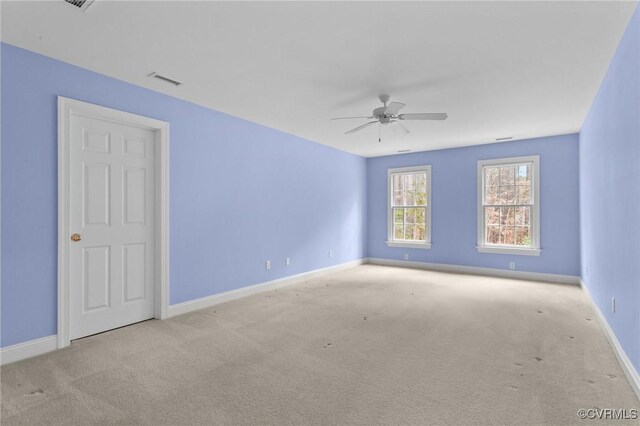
[{"xmin": 373, "ymin": 106, "xmax": 393, "ymax": 124}]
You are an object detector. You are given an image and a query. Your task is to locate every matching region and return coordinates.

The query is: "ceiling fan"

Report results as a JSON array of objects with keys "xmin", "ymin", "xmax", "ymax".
[{"xmin": 331, "ymin": 95, "xmax": 447, "ymax": 142}]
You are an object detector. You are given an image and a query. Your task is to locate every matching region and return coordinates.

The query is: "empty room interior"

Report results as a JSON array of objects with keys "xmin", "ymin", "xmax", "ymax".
[{"xmin": 1, "ymin": 1, "xmax": 640, "ymax": 425}]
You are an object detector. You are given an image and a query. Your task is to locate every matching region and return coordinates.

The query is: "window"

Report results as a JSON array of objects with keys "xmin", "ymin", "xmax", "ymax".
[
  {"xmin": 477, "ymin": 156, "xmax": 540, "ymax": 256},
  {"xmin": 387, "ymin": 165, "xmax": 431, "ymax": 249}
]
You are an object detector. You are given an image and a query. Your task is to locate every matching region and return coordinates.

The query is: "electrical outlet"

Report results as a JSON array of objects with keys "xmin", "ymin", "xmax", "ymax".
[
  {"xmin": 404, "ymin": 254, "xmax": 409, "ymax": 261},
  {"xmin": 509, "ymin": 262, "xmax": 515, "ymax": 270},
  {"xmin": 612, "ymin": 297, "xmax": 616, "ymax": 314},
  {"xmin": 265, "ymin": 260, "xmax": 271, "ymax": 270},
  {"xmin": 328, "ymin": 250, "xmax": 333, "ymax": 258},
  {"xmin": 286, "ymin": 257, "xmax": 291, "ymax": 266}
]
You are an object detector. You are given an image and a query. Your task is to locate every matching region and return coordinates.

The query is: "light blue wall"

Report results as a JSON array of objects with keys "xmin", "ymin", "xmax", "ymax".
[
  {"xmin": 579, "ymin": 6, "xmax": 639, "ymax": 374},
  {"xmin": 367, "ymin": 134, "xmax": 581, "ymax": 276},
  {"xmin": 0, "ymin": 43, "xmax": 367, "ymax": 348},
  {"xmin": 4, "ymin": 10, "xmax": 639, "ymax": 377}
]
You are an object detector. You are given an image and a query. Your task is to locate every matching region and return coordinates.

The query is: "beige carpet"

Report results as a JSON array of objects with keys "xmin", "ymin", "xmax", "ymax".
[{"xmin": 1, "ymin": 265, "xmax": 638, "ymax": 425}]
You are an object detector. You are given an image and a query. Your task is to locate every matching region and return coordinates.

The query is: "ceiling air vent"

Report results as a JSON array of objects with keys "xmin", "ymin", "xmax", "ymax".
[
  {"xmin": 148, "ymin": 72, "xmax": 182, "ymax": 87},
  {"xmin": 64, "ymin": 0, "xmax": 95, "ymax": 12}
]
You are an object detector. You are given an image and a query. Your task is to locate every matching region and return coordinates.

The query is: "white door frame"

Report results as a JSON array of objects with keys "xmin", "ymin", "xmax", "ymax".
[{"xmin": 57, "ymin": 96, "xmax": 170, "ymax": 349}]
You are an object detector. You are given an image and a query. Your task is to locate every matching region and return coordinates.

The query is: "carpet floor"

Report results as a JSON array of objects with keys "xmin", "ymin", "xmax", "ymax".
[{"xmin": 1, "ymin": 265, "xmax": 638, "ymax": 425}]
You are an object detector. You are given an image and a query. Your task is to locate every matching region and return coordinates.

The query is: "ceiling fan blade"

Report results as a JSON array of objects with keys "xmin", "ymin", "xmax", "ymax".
[
  {"xmin": 391, "ymin": 121, "xmax": 410, "ymax": 135},
  {"xmin": 398, "ymin": 113, "xmax": 448, "ymax": 120},
  {"xmin": 384, "ymin": 102, "xmax": 406, "ymax": 115},
  {"xmin": 345, "ymin": 121, "xmax": 379, "ymax": 134},
  {"xmin": 331, "ymin": 116, "xmax": 372, "ymax": 120}
]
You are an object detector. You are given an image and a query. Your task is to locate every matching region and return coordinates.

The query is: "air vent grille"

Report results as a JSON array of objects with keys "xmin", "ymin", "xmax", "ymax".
[
  {"xmin": 148, "ymin": 72, "xmax": 182, "ymax": 86},
  {"xmin": 64, "ymin": 0, "xmax": 95, "ymax": 11}
]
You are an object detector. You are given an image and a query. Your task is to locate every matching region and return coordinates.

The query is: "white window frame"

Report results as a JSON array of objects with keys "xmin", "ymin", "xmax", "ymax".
[
  {"xmin": 386, "ymin": 165, "xmax": 432, "ymax": 249},
  {"xmin": 477, "ymin": 155, "xmax": 540, "ymax": 256}
]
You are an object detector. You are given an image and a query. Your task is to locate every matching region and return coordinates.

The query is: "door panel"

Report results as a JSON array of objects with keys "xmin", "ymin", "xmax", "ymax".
[
  {"xmin": 122, "ymin": 167, "xmax": 146, "ymax": 225},
  {"xmin": 123, "ymin": 243, "xmax": 146, "ymax": 302},
  {"xmin": 123, "ymin": 136, "xmax": 146, "ymax": 158},
  {"xmin": 83, "ymin": 163, "xmax": 110, "ymax": 227},
  {"xmin": 82, "ymin": 246, "xmax": 110, "ymax": 312},
  {"xmin": 69, "ymin": 114, "xmax": 155, "ymax": 340},
  {"xmin": 83, "ymin": 129, "xmax": 111, "ymax": 154}
]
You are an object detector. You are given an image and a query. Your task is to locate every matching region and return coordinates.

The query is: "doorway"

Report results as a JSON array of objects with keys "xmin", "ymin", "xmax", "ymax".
[{"xmin": 57, "ymin": 97, "xmax": 169, "ymax": 348}]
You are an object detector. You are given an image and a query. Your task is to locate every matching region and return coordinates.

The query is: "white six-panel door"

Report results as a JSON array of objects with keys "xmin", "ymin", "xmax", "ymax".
[{"xmin": 68, "ymin": 113, "xmax": 156, "ymax": 340}]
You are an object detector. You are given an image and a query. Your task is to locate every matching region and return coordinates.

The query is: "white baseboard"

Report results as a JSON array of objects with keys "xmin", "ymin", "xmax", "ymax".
[
  {"xmin": 0, "ymin": 260, "xmax": 365, "ymax": 364},
  {"xmin": 0, "ymin": 259, "xmax": 592, "ymax": 371},
  {"xmin": 366, "ymin": 257, "xmax": 580, "ymax": 285},
  {"xmin": 167, "ymin": 259, "xmax": 366, "ymax": 318},
  {"xmin": 1, "ymin": 335, "xmax": 58, "ymax": 366},
  {"xmin": 580, "ymin": 280, "xmax": 640, "ymax": 401}
]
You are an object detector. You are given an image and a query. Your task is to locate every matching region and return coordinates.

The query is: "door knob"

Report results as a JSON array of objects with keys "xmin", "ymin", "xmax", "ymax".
[{"xmin": 71, "ymin": 233, "xmax": 82, "ymax": 242}]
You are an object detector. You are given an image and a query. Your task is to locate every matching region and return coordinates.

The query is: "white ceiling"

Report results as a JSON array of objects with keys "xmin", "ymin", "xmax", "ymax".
[{"xmin": 2, "ymin": 1, "xmax": 636, "ymax": 157}]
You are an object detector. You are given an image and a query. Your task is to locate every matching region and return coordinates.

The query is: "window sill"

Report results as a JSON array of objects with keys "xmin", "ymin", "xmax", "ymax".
[
  {"xmin": 476, "ymin": 246, "xmax": 541, "ymax": 256},
  {"xmin": 386, "ymin": 241, "xmax": 432, "ymax": 249}
]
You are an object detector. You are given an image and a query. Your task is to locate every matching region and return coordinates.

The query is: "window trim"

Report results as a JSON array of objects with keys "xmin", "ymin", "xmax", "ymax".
[
  {"xmin": 386, "ymin": 165, "xmax": 432, "ymax": 250},
  {"xmin": 476, "ymin": 155, "xmax": 540, "ymax": 256}
]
